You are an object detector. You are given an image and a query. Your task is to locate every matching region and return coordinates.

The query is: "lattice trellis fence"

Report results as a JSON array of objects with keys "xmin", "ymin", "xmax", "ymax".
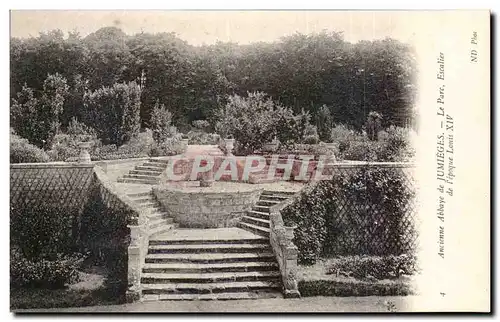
[
  {"xmin": 324, "ymin": 163, "xmax": 419, "ymax": 256},
  {"xmin": 10, "ymin": 164, "xmax": 96, "ymax": 245}
]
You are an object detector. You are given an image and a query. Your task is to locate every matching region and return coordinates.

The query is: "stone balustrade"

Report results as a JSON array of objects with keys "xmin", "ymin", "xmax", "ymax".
[{"xmin": 268, "ymin": 197, "xmax": 301, "ymax": 298}]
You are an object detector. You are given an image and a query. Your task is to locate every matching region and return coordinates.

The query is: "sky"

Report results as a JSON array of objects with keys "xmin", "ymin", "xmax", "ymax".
[{"xmin": 10, "ymin": 11, "xmax": 417, "ymax": 45}]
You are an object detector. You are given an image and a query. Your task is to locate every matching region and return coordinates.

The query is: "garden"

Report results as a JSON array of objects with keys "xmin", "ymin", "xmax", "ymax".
[{"xmin": 10, "ymin": 26, "xmax": 418, "ymax": 308}]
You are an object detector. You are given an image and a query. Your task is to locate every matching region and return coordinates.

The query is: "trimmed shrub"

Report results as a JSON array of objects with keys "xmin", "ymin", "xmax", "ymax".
[
  {"xmin": 10, "ymin": 133, "xmax": 50, "ymax": 163},
  {"xmin": 10, "ymin": 248, "xmax": 82, "ymax": 289},
  {"xmin": 82, "ymin": 81, "xmax": 141, "ymax": 146},
  {"xmin": 298, "ymin": 277, "xmax": 414, "ymax": 297},
  {"xmin": 325, "ymin": 254, "xmax": 419, "ymax": 280},
  {"xmin": 149, "ymin": 101, "xmax": 177, "ymax": 143}
]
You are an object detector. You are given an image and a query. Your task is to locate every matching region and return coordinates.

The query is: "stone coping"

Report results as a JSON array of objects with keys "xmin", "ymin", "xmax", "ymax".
[
  {"xmin": 154, "ymin": 182, "xmax": 264, "ymax": 194},
  {"xmin": 10, "ymin": 162, "xmax": 94, "ymax": 169}
]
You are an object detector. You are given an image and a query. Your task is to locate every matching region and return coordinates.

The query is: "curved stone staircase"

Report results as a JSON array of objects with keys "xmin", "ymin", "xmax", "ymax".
[
  {"xmin": 237, "ymin": 190, "xmax": 296, "ymax": 237},
  {"xmin": 113, "ymin": 146, "xmax": 298, "ymax": 301}
]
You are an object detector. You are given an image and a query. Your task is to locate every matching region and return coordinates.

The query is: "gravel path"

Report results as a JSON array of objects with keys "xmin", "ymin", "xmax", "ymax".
[{"xmin": 15, "ymin": 296, "xmax": 416, "ymax": 313}]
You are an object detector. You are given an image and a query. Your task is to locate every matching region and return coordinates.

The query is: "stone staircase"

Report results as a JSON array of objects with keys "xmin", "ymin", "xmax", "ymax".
[
  {"xmin": 237, "ymin": 190, "xmax": 296, "ymax": 237},
  {"xmin": 140, "ymin": 229, "xmax": 283, "ymax": 301},
  {"xmin": 118, "ymin": 159, "xmax": 169, "ymax": 185},
  {"xmin": 126, "ymin": 190, "xmax": 176, "ymax": 236}
]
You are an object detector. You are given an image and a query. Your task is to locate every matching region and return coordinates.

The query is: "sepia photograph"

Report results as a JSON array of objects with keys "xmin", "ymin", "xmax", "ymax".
[{"xmin": 8, "ymin": 9, "xmax": 490, "ymax": 313}]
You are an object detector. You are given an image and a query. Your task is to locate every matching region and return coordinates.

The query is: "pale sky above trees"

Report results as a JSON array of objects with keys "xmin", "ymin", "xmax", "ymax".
[{"xmin": 10, "ymin": 11, "xmax": 417, "ymax": 45}]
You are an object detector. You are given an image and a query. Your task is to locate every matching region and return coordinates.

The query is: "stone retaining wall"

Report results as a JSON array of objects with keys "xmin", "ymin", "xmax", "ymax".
[{"xmin": 153, "ymin": 186, "xmax": 262, "ymax": 228}]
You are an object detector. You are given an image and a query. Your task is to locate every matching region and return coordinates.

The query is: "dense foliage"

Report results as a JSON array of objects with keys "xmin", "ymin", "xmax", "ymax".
[
  {"xmin": 10, "ymin": 204, "xmax": 84, "ymax": 289},
  {"xmin": 11, "ymin": 28, "xmax": 416, "ymax": 134},
  {"xmin": 326, "ymin": 254, "xmax": 419, "ymax": 280},
  {"xmin": 282, "ymin": 167, "xmax": 416, "ymax": 265},
  {"xmin": 10, "ymin": 132, "xmax": 51, "ymax": 163},
  {"xmin": 215, "ymin": 92, "xmax": 311, "ymax": 155},
  {"xmin": 82, "ymin": 81, "xmax": 141, "ymax": 146}
]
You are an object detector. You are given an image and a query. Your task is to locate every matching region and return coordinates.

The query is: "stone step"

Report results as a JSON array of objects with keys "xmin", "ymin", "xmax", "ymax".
[
  {"xmin": 143, "ymin": 162, "xmax": 168, "ymax": 168},
  {"xmin": 142, "ymin": 262, "xmax": 279, "ymax": 274},
  {"xmin": 149, "ymin": 238, "xmax": 269, "ymax": 246},
  {"xmin": 147, "ymin": 206, "xmax": 163, "ymax": 214},
  {"xmin": 149, "ymin": 218, "xmax": 174, "ymax": 229},
  {"xmin": 126, "ymin": 191, "xmax": 152, "ymax": 198},
  {"xmin": 124, "ymin": 174, "xmax": 161, "ymax": 181},
  {"xmin": 247, "ymin": 210, "xmax": 270, "ymax": 220},
  {"xmin": 248, "ymin": 176, "xmax": 281, "ymax": 184},
  {"xmin": 141, "ymin": 280, "xmax": 281, "ymax": 295},
  {"xmin": 147, "ymin": 212, "xmax": 166, "ymax": 221},
  {"xmin": 253, "ymin": 205, "xmax": 271, "ymax": 213},
  {"xmin": 237, "ymin": 222, "xmax": 270, "ymax": 237},
  {"xmin": 241, "ymin": 216, "xmax": 270, "ymax": 228},
  {"xmin": 130, "ymin": 196, "xmax": 155, "ymax": 203},
  {"xmin": 118, "ymin": 178, "xmax": 158, "ymax": 185},
  {"xmin": 141, "ymin": 271, "xmax": 281, "ymax": 284},
  {"xmin": 136, "ymin": 165, "xmax": 165, "ymax": 172},
  {"xmin": 142, "ymin": 291, "xmax": 282, "ymax": 301},
  {"xmin": 148, "ymin": 223, "xmax": 175, "ymax": 236},
  {"xmin": 259, "ymin": 195, "xmax": 289, "ymax": 203},
  {"xmin": 130, "ymin": 170, "xmax": 163, "ymax": 176},
  {"xmin": 257, "ymin": 199, "xmax": 282, "ymax": 205},
  {"xmin": 145, "ymin": 252, "xmax": 276, "ymax": 264},
  {"xmin": 148, "ymin": 158, "xmax": 170, "ymax": 164},
  {"xmin": 137, "ymin": 201, "xmax": 160, "ymax": 209},
  {"xmin": 148, "ymin": 243, "xmax": 271, "ymax": 254}
]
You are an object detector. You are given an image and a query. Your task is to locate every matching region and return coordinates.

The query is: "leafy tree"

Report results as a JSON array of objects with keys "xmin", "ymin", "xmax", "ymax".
[{"xmin": 11, "ymin": 73, "xmax": 69, "ymax": 148}]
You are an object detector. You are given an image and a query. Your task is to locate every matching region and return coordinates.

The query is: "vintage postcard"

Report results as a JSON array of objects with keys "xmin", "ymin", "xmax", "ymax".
[{"xmin": 9, "ymin": 10, "xmax": 490, "ymax": 313}]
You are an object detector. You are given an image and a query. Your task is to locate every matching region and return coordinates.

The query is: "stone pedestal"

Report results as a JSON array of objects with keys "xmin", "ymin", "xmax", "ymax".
[
  {"xmin": 78, "ymin": 141, "xmax": 92, "ymax": 164},
  {"xmin": 225, "ymin": 139, "xmax": 235, "ymax": 156}
]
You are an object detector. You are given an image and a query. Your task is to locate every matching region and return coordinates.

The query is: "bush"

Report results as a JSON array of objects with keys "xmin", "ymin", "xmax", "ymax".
[
  {"xmin": 282, "ymin": 167, "xmax": 416, "ymax": 265},
  {"xmin": 215, "ymin": 92, "xmax": 310, "ymax": 155},
  {"xmin": 329, "ymin": 124, "xmax": 363, "ymax": 154},
  {"xmin": 10, "ymin": 248, "xmax": 82, "ymax": 289},
  {"xmin": 10, "ymin": 133, "xmax": 50, "ymax": 163},
  {"xmin": 340, "ymin": 140, "xmax": 384, "ymax": 161},
  {"xmin": 11, "ymin": 74, "xmax": 69, "ymax": 149},
  {"xmin": 48, "ymin": 118, "xmax": 101, "ymax": 162},
  {"xmin": 11, "ymin": 204, "xmax": 76, "ymax": 260},
  {"xmin": 149, "ymin": 101, "xmax": 177, "ymax": 143},
  {"xmin": 192, "ymin": 119, "xmax": 210, "ymax": 131},
  {"xmin": 281, "ymin": 182, "xmax": 331, "ymax": 264},
  {"xmin": 379, "ymin": 126, "xmax": 415, "ymax": 162},
  {"xmin": 149, "ymin": 136, "xmax": 185, "ymax": 157},
  {"xmin": 326, "ymin": 254, "xmax": 419, "ymax": 280},
  {"xmin": 303, "ymin": 135, "xmax": 319, "ymax": 145},
  {"xmin": 82, "ymin": 81, "xmax": 141, "ymax": 146},
  {"xmin": 186, "ymin": 131, "xmax": 220, "ymax": 145},
  {"xmin": 298, "ymin": 277, "xmax": 413, "ymax": 297}
]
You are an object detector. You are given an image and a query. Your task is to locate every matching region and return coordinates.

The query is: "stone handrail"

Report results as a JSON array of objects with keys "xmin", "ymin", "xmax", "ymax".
[
  {"xmin": 268, "ymin": 192, "xmax": 305, "ymax": 298},
  {"xmin": 93, "ymin": 166, "xmax": 151, "ymax": 302}
]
